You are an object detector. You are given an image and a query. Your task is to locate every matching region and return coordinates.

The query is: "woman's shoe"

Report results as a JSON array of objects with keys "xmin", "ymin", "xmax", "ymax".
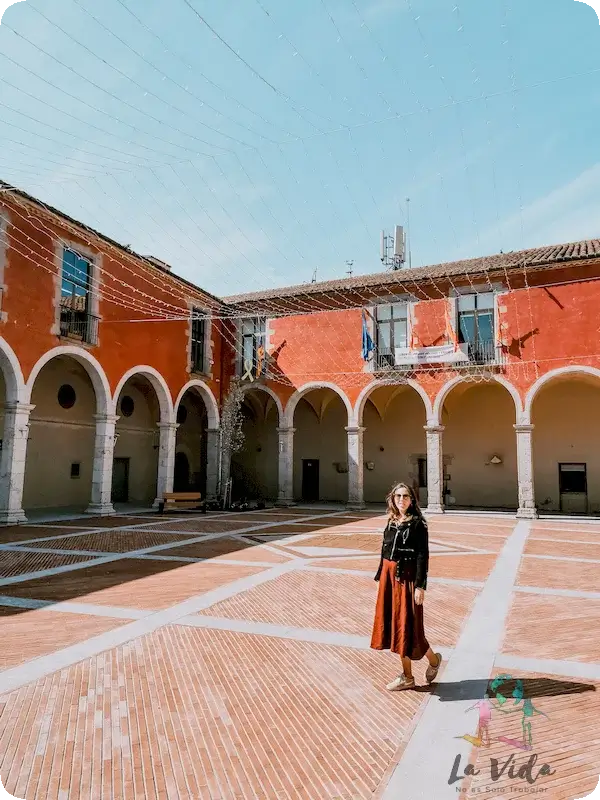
[
  {"xmin": 425, "ymin": 653, "xmax": 442, "ymax": 684},
  {"xmin": 386, "ymin": 674, "xmax": 416, "ymax": 691}
]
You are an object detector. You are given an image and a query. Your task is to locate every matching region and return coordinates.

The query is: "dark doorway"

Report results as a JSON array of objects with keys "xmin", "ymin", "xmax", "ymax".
[
  {"xmin": 111, "ymin": 457, "xmax": 130, "ymax": 503},
  {"xmin": 174, "ymin": 451, "xmax": 191, "ymax": 492},
  {"xmin": 302, "ymin": 459, "xmax": 320, "ymax": 502}
]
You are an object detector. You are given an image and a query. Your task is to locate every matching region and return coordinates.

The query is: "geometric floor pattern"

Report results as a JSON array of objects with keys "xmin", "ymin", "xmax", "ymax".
[{"xmin": 0, "ymin": 507, "xmax": 598, "ymax": 799}]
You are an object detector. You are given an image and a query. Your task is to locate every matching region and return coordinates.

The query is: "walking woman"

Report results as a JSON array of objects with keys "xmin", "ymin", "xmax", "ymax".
[{"xmin": 371, "ymin": 482, "xmax": 442, "ymax": 690}]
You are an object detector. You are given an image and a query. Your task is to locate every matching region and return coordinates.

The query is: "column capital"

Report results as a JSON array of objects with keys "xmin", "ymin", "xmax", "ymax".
[
  {"xmin": 157, "ymin": 421, "xmax": 179, "ymax": 431},
  {"xmin": 94, "ymin": 413, "xmax": 120, "ymax": 424},
  {"xmin": 345, "ymin": 426, "xmax": 366, "ymax": 435},
  {"xmin": 514, "ymin": 424, "xmax": 534, "ymax": 433},
  {"xmin": 3, "ymin": 402, "xmax": 35, "ymax": 414},
  {"xmin": 424, "ymin": 425, "xmax": 445, "ymax": 434},
  {"xmin": 276, "ymin": 426, "xmax": 296, "ymax": 435}
]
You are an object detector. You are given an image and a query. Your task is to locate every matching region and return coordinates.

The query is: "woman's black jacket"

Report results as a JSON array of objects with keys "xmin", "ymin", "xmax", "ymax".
[{"xmin": 374, "ymin": 514, "xmax": 429, "ymax": 590}]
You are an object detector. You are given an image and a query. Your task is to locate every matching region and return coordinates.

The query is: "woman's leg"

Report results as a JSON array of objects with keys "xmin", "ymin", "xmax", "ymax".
[
  {"xmin": 425, "ymin": 647, "xmax": 440, "ymax": 667},
  {"xmin": 401, "ymin": 656, "xmax": 413, "ymax": 679}
]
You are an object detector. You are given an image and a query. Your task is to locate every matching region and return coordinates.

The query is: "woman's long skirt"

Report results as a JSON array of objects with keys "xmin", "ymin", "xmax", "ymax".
[{"xmin": 370, "ymin": 558, "xmax": 430, "ymax": 659}]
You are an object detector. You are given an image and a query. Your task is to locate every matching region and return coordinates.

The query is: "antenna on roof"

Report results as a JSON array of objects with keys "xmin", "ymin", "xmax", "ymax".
[
  {"xmin": 380, "ymin": 225, "xmax": 406, "ymax": 270},
  {"xmin": 311, "ymin": 268, "xmax": 318, "ymax": 283},
  {"xmin": 345, "ymin": 260, "xmax": 354, "ymax": 277}
]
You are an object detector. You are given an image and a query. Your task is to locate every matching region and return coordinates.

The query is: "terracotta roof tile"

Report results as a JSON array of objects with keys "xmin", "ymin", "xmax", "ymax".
[{"xmin": 223, "ymin": 239, "xmax": 600, "ymax": 306}]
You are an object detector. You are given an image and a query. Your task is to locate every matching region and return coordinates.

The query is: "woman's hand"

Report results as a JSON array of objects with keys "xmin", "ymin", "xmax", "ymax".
[{"xmin": 415, "ymin": 588, "xmax": 425, "ymax": 606}]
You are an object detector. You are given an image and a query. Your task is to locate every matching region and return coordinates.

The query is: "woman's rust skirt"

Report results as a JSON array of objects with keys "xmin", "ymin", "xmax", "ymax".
[{"xmin": 370, "ymin": 559, "xmax": 430, "ymax": 659}]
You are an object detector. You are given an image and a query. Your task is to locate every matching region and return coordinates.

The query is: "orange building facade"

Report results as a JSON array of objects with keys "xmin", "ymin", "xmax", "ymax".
[{"xmin": 1, "ymin": 182, "xmax": 600, "ymax": 521}]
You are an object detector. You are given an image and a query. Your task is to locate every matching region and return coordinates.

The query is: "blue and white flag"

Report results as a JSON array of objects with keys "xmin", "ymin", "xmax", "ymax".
[{"xmin": 362, "ymin": 310, "xmax": 375, "ymax": 361}]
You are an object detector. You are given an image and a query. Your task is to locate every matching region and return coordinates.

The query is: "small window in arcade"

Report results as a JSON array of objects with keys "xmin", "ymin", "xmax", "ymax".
[
  {"xmin": 58, "ymin": 384, "xmax": 76, "ymax": 409},
  {"xmin": 558, "ymin": 463, "xmax": 587, "ymax": 494},
  {"xmin": 70, "ymin": 462, "xmax": 81, "ymax": 479},
  {"xmin": 120, "ymin": 396, "xmax": 135, "ymax": 417}
]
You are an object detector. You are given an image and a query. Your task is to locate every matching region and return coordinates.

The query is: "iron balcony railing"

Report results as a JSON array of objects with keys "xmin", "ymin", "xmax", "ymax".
[
  {"xmin": 59, "ymin": 310, "xmax": 100, "ymax": 345},
  {"xmin": 375, "ymin": 338, "xmax": 503, "ymax": 370}
]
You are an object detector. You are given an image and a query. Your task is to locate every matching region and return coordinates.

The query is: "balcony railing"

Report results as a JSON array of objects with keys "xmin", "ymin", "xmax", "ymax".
[
  {"xmin": 375, "ymin": 339, "xmax": 504, "ymax": 371},
  {"xmin": 59, "ymin": 310, "xmax": 99, "ymax": 345},
  {"xmin": 458, "ymin": 339, "xmax": 503, "ymax": 367}
]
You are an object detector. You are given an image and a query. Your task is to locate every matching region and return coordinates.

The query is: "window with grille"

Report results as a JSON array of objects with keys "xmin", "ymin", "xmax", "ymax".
[
  {"xmin": 457, "ymin": 292, "xmax": 495, "ymax": 363},
  {"xmin": 60, "ymin": 248, "xmax": 98, "ymax": 344},
  {"xmin": 190, "ymin": 308, "xmax": 206, "ymax": 374},
  {"xmin": 375, "ymin": 303, "xmax": 408, "ymax": 368},
  {"xmin": 240, "ymin": 317, "xmax": 266, "ymax": 379}
]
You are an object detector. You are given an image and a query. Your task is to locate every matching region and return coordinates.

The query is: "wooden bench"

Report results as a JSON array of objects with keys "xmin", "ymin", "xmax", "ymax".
[{"xmin": 158, "ymin": 492, "xmax": 206, "ymax": 514}]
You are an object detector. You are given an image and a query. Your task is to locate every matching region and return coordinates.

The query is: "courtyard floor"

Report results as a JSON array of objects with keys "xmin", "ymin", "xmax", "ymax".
[{"xmin": 0, "ymin": 507, "xmax": 598, "ymax": 799}]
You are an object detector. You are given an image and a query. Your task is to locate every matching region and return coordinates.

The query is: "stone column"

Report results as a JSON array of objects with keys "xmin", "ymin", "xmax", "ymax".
[
  {"xmin": 346, "ymin": 426, "xmax": 366, "ymax": 510},
  {"xmin": 154, "ymin": 421, "xmax": 178, "ymax": 507},
  {"xmin": 276, "ymin": 426, "xmax": 295, "ymax": 506},
  {"xmin": 515, "ymin": 423, "xmax": 537, "ymax": 518},
  {"xmin": 424, "ymin": 425, "xmax": 445, "ymax": 514},
  {"xmin": 86, "ymin": 413, "xmax": 119, "ymax": 515},
  {"xmin": 0, "ymin": 402, "xmax": 34, "ymax": 524},
  {"xmin": 205, "ymin": 426, "xmax": 220, "ymax": 501}
]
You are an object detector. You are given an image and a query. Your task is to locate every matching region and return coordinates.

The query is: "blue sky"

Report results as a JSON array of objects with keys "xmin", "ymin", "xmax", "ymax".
[{"xmin": 1, "ymin": 0, "xmax": 599, "ymax": 297}]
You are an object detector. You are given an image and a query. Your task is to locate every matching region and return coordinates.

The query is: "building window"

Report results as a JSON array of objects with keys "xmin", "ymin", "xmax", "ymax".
[
  {"xmin": 70, "ymin": 462, "xmax": 81, "ymax": 479},
  {"xmin": 240, "ymin": 317, "xmax": 266, "ymax": 379},
  {"xmin": 457, "ymin": 292, "xmax": 495, "ymax": 364},
  {"xmin": 375, "ymin": 303, "xmax": 408, "ymax": 369},
  {"xmin": 60, "ymin": 247, "xmax": 98, "ymax": 345},
  {"xmin": 190, "ymin": 308, "xmax": 206, "ymax": 374}
]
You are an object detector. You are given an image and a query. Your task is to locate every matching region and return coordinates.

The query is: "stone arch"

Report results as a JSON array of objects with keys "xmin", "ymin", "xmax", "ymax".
[
  {"xmin": 432, "ymin": 374, "xmax": 523, "ymax": 426},
  {"xmin": 175, "ymin": 379, "xmax": 219, "ymax": 429},
  {"xmin": 524, "ymin": 366, "xmax": 600, "ymax": 423},
  {"xmin": 0, "ymin": 336, "xmax": 25, "ymax": 403},
  {"xmin": 283, "ymin": 381, "xmax": 353, "ymax": 428},
  {"xmin": 240, "ymin": 383, "xmax": 284, "ymax": 423},
  {"xmin": 434, "ymin": 373, "xmax": 522, "ymax": 510},
  {"xmin": 354, "ymin": 378, "xmax": 433, "ymax": 426},
  {"xmin": 25, "ymin": 345, "xmax": 110, "ymax": 414},
  {"xmin": 113, "ymin": 365, "xmax": 174, "ymax": 422}
]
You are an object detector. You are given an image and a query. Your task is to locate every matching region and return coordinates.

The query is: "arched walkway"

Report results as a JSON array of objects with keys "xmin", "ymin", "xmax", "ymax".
[
  {"xmin": 0, "ymin": 338, "xmax": 28, "ymax": 520},
  {"xmin": 174, "ymin": 385, "xmax": 211, "ymax": 494},
  {"xmin": 435, "ymin": 377, "xmax": 520, "ymax": 510},
  {"xmin": 356, "ymin": 381, "xmax": 430, "ymax": 505},
  {"xmin": 22, "ymin": 351, "xmax": 109, "ymax": 511},
  {"xmin": 112, "ymin": 367, "xmax": 174, "ymax": 506},
  {"xmin": 528, "ymin": 368, "xmax": 600, "ymax": 514},
  {"xmin": 232, "ymin": 385, "xmax": 282, "ymax": 502},
  {"xmin": 288, "ymin": 384, "xmax": 351, "ymax": 502},
  {"xmin": 0, "ymin": 337, "xmax": 26, "ymax": 404}
]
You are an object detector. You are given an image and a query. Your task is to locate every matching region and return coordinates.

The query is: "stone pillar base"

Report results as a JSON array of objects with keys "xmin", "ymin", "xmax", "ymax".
[
  {"xmin": 425, "ymin": 504, "xmax": 445, "ymax": 515},
  {"xmin": 0, "ymin": 508, "xmax": 27, "ymax": 524},
  {"xmin": 275, "ymin": 499, "xmax": 297, "ymax": 508},
  {"xmin": 346, "ymin": 502, "xmax": 366, "ymax": 511},
  {"xmin": 516, "ymin": 506, "xmax": 538, "ymax": 519},
  {"xmin": 85, "ymin": 503, "xmax": 116, "ymax": 517}
]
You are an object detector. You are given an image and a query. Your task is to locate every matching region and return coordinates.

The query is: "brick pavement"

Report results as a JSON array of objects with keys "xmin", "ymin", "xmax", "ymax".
[{"xmin": 0, "ymin": 508, "xmax": 597, "ymax": 799}]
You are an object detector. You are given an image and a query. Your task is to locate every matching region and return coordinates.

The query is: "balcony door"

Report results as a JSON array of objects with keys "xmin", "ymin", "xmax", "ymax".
[{"xmin": 457, "ymin": 292, "xmax": 495, "ymax": 364}]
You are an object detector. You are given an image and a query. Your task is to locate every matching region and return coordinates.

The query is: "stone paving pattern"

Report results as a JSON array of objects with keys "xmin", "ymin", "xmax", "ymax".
[{"xmin": 0, "ymin": 509, "xmax": 598, "ymax": 799}]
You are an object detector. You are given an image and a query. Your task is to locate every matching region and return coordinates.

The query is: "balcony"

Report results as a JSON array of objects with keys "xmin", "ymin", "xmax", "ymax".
[
  {"xmin": 375, "ymin": 339, "xmax": 504, "ymax": 372},
  {"xmin": 59, "ymin": 310, "xmax": 99, "ymax": 346}
]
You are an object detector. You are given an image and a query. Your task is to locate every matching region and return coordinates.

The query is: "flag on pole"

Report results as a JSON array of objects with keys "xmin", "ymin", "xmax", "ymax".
[{"xmin": 362, "ymin": 310, "xmax": 375, "ymax": 361}]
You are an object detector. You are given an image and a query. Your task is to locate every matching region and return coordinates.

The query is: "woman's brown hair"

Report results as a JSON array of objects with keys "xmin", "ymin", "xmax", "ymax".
[{"xmin": 386, "ymin": 482, "xmax": 422, "ymax": 521}]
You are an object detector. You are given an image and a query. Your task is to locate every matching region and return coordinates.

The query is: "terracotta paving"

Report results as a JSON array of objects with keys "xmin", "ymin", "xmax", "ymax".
[
  {"xmin": 0, "ymin": 549, "xmax": 93, "ymax": 578},
  {"xmin": 17, "ymin": 529, "xmax": 197, "ymax": 552},
  {"xmin": 428, "ymin": 552, "xmax": 497, "ymax": 581},
  {"xmin": 463, "ymin": 669, "xmax": 600, "ymax": 800},
  {"xmin": 0, "ymin": 509, "xmax": 597, "ymax": 798},
  {"xmin": 517, "ymin": 556, "xmax": 600, "ymax": 593},
  {"xmin": 0, "ymin": 607, "xmax": 127, "ymax": 669},
  {"xmin": 0, "ymin": 558, "xmax": 266, "ymax": 609},
  {"xmin": 158, "ymin": 537, "xmax": 293, "ymax": 563},
  {"xmin": 524, "ymin": 538, "xmax": 600, "ymax": 559},
  {"xmin": 502, "ymin": 593, "xmax": 600, "ymax": 663}
]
